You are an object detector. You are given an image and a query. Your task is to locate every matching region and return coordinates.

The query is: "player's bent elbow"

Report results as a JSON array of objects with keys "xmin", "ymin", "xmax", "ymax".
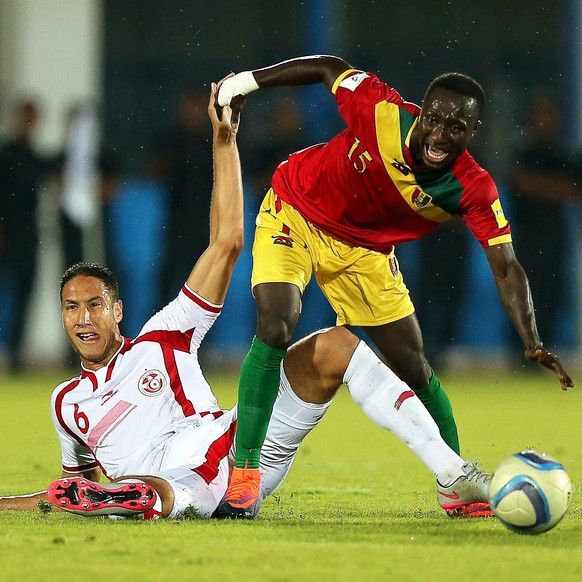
[{"xmin": 211, "ymin": 233, "xmax": 244, "ymax": 260}]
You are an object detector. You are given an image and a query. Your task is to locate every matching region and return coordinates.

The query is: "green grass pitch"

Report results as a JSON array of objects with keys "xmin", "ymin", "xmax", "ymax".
[{"xmin": 0, "ymin": 368, "xmax": 580, "ymax": 581}]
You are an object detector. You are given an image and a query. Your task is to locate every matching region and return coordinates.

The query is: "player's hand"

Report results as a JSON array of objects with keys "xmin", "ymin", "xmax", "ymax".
[
  {"xmin": 525, "ymin": 346, "xmax": 574, "ymax": 391},
  {"xmin": 215, "ymin": 72, "xmax": 252, "ymax": 128},
  {"xmin": 211, "ymin": 75, "xmax": 247, "ymax": 134},
  {"xmin": 213, "ymin": 73, "xmax": 233, "ymax": 122},
  {"xmin": 208, "ymin": 80, "xmax": 241, "ymax": 143}
]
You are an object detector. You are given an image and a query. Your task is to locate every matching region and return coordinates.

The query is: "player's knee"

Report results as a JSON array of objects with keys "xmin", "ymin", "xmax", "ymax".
[
  {"xmin": 293, "ymin": 327, "xmax": 359, "ymax": 393},
  {"xmin": 313, "ymin": 327, "xmax": 358, "ymax": 364},
  {"xmin": 256, "ymin": 314, "xmax": 295, "ymax": 349},
  {"xmin": 396, "ymin": 354, "xmax": 432, "ymax": 389}
]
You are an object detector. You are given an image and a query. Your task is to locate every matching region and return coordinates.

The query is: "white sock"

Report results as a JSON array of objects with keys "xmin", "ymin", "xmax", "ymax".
[
  {"xmin": 260, "ymin": 364, "xmax": 333, "ymax": 498},
  {"xmin": 344, "ymin": 341, "xmax": 465, "ymax": 486}
]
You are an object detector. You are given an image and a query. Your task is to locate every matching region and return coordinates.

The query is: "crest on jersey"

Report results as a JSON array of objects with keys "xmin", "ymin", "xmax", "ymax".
[
  {"xmin": 411, "ymin": 187, "xmax": 432, "ymax": 208},
  {"xmin": 138, "ymin": 370, "xmax": 168, "ymax": 397}
]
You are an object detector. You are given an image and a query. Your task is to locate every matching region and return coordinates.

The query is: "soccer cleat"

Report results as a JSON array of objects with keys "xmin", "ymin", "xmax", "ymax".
[
  {"xmin": 47, "ymin": 477, "xmax": 158, "ymax": 517},
  {"xmin": 437, "ymin": 461, "xmax": 494, "ymax": 517},
  {"xmin": 214, "ymin": 466, "xmax": 262, "ymax": 519}
]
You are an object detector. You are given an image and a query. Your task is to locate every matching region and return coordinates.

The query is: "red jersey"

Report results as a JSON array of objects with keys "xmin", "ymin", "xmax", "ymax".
[{"xmin": 271, "ymin": 69, "xmax": 511, "ymax": 253}]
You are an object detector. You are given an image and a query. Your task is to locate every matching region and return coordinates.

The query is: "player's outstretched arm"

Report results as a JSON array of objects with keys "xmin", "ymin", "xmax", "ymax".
[
  {"xmin": 185, "ymin": 80, "xmax": 244, "ymax": 306},
  {"xmin": 485, "ymin": 243, "xmax": 574, "ymax": 390},
  {"xmin": 217, "ymin": 55, "xmax": 352, "ymax": 109},
  {"xmin": 0, "ymin": 490, "xmax": 50, "ymax": 511}
]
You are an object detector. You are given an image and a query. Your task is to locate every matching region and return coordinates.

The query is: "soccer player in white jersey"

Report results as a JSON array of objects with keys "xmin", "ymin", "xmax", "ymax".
[{"xmin": 0, "ymin": 81, "xmax": 491, "ymax": 520}]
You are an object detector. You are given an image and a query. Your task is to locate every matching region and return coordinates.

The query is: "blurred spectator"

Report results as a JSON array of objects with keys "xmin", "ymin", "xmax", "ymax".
[
  {"xmin": 106, "ymin": 148, "xmax": 167, "ymax": 337},
  {"xmin": 47, "ymin": 103, "xmax": 118, "ymax": 368},
  {"xmin": 247, "ymin": 99, "xmax": 308, "ymax": 199},
  {"xmin": 156, "ymin": 88, "xmax": 213, "ymax": 305},
  {"xmin": 51, "ymin": 103, "xmax": 118, "ymax": 268},
  {"xmin": 0, "ymin": 100, "xmax": 46, "ymax": 372},
  {"xmin": 507, "ymin": 91, "xmax": 582, "ymax": 349},
  {"xmin": 415, "ymin": 217, "xmax": 470, "ymax": 370}
]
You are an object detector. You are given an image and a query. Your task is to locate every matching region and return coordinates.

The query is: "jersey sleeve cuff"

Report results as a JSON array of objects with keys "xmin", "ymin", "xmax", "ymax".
[
  {"xmin": 181, "ymin": 284, "xmax": 223, "ymax": 313},
  {"xmin": 486, "ymin": 234, "xmax": 512, "ymax": 246}
]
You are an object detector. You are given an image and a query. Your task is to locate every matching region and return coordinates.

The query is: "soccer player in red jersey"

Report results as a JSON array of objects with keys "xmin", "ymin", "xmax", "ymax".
[{"xmin": 216, "ymin": 55, "xmax": 573, "ymax": 518}]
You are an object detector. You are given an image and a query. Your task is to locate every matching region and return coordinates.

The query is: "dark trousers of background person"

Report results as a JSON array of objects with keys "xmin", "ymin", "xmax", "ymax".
[
  {"xmin": 415, "ymin": 226, "xmax": 470, "ymax": 372},
  {"xmin": 509, "ymin": 231, "xmax": 568, "ymax": 360},
  {"xmin": 59, "ymin": 210, "xmax": 84, "ymax": 268},
  {"xmin": 159, "ymin": 242, "xmax": 207, "ymax": 308},
  {"xmin": 2, "ymin": 247, "xmax": 37, "ymax": 372}
]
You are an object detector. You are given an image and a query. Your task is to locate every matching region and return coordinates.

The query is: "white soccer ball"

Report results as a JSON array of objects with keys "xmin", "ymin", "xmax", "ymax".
[{"xmin": 489, "ymin": 450, "xmax": 572, "ymax": 534}]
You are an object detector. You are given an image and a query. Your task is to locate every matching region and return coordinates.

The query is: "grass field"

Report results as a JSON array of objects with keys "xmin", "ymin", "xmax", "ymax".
[{"xmin": 0, "ymin": 368, "xmax": 580, "ymax": 581}]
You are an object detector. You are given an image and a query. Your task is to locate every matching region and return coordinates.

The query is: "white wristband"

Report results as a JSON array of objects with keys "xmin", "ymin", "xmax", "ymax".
[{"xmin": 217, "ymin": 71, "xmax": 260, "ymax": 107}]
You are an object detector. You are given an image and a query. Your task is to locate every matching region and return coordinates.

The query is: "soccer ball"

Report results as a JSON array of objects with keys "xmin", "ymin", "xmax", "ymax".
[{"xmin": 489, "ymin": 450, "xmax": 572, "ymax": 534}]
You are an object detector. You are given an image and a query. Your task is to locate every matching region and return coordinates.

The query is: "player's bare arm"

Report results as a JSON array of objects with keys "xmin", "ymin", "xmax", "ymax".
[
  {"xmin": 484, "ymin": 243, "xmax": 573, "ymax": 390},
  {"xmin": 217, "ymin": 55, "xmax": 352, "ymax": 109},
  {"xmin": 251, "ymin": 55, "xmax": 351, "ymax": 91},
  {"xmin": 185, "ymin": 80, "xmax": 244, "ymax": 306},
  {"xmin": 0, "ymin": 490, "xmax": 50, "ymax": 511},
  {"xmin": 0, "ymin": 467, "xmax": 101, "ymax": 511}
]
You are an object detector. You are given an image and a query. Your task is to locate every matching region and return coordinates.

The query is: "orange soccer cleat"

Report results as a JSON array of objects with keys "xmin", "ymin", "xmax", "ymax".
[{"xmin": 214, "ymin": 466, "xmax": 262, "ymax": 519}]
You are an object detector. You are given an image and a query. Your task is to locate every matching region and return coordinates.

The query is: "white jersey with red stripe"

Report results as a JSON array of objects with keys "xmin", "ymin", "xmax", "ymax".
[{"xmin": 50, "ymin": 285, "xmax": 229, "ymax": 480}]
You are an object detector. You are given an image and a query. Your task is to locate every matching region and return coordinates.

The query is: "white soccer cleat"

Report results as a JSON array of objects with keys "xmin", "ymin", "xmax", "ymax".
[{"xmin": 437, "ymin": 461, "xmax": 493, "ymax": 517}]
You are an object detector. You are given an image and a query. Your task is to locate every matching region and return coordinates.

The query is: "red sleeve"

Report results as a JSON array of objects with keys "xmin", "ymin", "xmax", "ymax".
[
  {"xmin": 459, "ymin": 169, "xmax": 512, "ymax": 247},
  {"xmin": 331, "ymin": 70, "xmax": 415, "ymax": 126}
]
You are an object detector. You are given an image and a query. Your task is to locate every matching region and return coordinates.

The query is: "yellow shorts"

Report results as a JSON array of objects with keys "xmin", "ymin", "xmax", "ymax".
[{"xmin": 251, "ymin": 189, "xmax": 415, "ymax": 326}]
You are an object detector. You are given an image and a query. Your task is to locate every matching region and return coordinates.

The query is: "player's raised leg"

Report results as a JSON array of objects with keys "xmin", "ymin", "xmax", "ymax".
[
  {"xmin": 259, "ymin": 327, "xmax": 491, "ymax": 516},
  {"xmin": 341, "ymin": 333, "xmax": 491, "ymax": 517}
]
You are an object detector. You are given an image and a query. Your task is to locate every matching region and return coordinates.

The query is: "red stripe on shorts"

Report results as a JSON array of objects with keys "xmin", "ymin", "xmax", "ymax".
[{"xmin": 193, "ymin": 418, "xmax": 237, "ymax": 484}]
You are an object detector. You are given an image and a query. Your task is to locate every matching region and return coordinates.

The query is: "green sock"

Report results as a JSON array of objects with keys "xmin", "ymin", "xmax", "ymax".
[
  {"xmin": 234, "ymin": 337, "xmax": 287, "ymax": 469},
  {"xmin": 414, "ymin": 372, "xmax": 460, "ymax": 454}
]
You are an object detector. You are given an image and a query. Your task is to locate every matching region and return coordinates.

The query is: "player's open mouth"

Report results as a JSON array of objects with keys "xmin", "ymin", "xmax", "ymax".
[
  {"xmin": 424, "ymin": 144, "xmax": 449, "ymax": 165},
  {"xmin": 77, "ymin": 332, "xmax": 99, "ymax": 342}
]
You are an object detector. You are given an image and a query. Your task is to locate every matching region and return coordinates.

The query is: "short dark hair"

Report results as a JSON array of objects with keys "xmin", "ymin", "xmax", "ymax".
[
  {"xmin": 424, "ymin": 72, "xmax": 485, "ymax": 119},
  {"xmin": 60, "ymin": 262, "xmax": 119, "ymax": 303}
]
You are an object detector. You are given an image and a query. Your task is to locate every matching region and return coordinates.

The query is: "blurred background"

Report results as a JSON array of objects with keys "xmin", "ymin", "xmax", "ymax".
[{"xmin": 1, "ymin": 0, "xmax": 581, "ymax": 375}]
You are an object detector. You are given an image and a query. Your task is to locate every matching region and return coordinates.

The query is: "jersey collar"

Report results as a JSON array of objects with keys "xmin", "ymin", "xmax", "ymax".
[{"xmin": 79, "ymin": 337, "xmax": 129, "ymax": 389}]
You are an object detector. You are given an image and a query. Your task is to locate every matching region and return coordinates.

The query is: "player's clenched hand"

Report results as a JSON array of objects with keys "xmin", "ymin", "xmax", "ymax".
[
  {"xmin": 216, "ymin": 71, "xmax": 257, "ymax": 103},
  {"xmin": 525, "ymin": 346, "xmax": 574, "ymax": 391},
  {"xmin": 209, "ymin": 78, "xmax": 243, "ymax": 142},
  {"xmin": 212, "ymin": 74, "xmax": 247, "ymax": 132}
]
